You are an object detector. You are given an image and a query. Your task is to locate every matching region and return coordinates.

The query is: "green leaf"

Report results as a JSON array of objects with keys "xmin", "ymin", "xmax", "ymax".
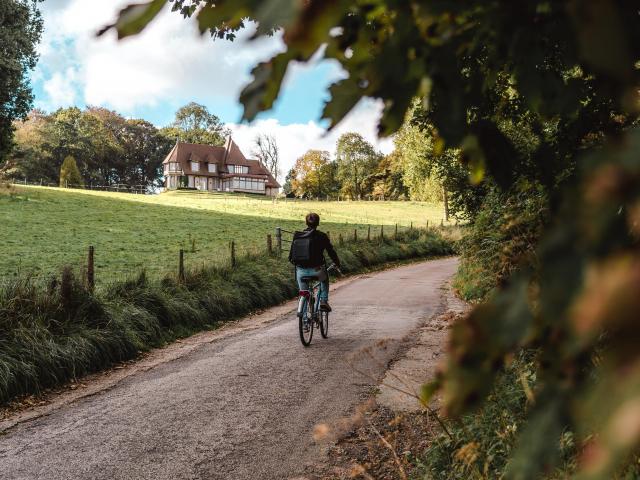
[
  {"xmin": 239, "ymin": 51, "xmax": 296, "ymax": 122},
  {"xmin": 98, "ymin": 0, "xmax": 167, "ymax": 39},
  {"xmin": 322, "ymin": 79, "xmax": 363, "ymax": 130},
  {"xmin": 253, "ymin": 0, "xmax": 301, "ymax": 36},
  {"xmin": 568, "ymin": 0, "xmax": 634, "ymax": 84},
  {"xmin": 461, "ymin": 135, "xmax": 486, "ymax": 185},
  {"xmin": 420, "ymin": 380, "xmax": 441, "ymax": 406},
  {"xmin": 506, "ymin": 396, "xmax": 565, "ymax": 480},
  {"xmin": 196, "ymin": 3, "xmax": 248, "ymax": 36}
]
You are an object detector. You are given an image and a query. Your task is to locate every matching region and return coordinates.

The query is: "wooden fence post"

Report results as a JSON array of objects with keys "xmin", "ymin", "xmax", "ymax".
[
  {"xmin": 410, "ymin": 221, "xmax": 413, "ymax": 230},
  {"xmin": 230, "ymin": 241, "xmax": 236, "ymax": 268},
  {"xmin": 275, "ymin": 227, "xmax": 283, "ymax": 256},
  {"xmin": 426, "ymin": 220, "xmax": 430, "ymax": 229},
  {"xmin": 367, "ymin": 225, "xmax": 371, "ymax": 241},
  {"xmin": 380, "ymin": 225, "xmax": 384, "ymax": 241},
  {"xmin": 87, "ymin": 246, "xmax": 95, "ymax": 291},
  {"xmin": 353, "ymin": 229, "xmax": 357, "ymax": 241},
  {"xmin": 443, "ymin": 187, "xmax": 450, "ymax": 222},
  {"xmin": 267, "ymin": 234, "xmax": 273, "ymax": 255},
  {"xmin": 339, "ymin": 233, "xmax": 344, "ymax": 246},
  {"xmin": 395, "ymin": 223, "xmax": 398, "ymax": 239},
  {"xmin": 179, "ymin": 249, "xmax": 185, "ymax": 283}
]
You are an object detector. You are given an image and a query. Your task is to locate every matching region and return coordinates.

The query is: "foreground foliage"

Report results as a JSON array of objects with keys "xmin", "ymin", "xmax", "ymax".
[{"xmin": 0, "ymin": 229, "xmax": 453, "ymax": 405}]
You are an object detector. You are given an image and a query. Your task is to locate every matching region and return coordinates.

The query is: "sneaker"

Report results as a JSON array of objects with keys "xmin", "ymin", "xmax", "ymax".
[{"xmin": 320, "ymin": 301, "xmax": 332, "ymax": 312}]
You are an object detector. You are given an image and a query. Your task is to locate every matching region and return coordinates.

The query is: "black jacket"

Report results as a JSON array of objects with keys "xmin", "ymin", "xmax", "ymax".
[{"xmin": 288, "ymin": 228, "xmax": 340, "ymax": 268}]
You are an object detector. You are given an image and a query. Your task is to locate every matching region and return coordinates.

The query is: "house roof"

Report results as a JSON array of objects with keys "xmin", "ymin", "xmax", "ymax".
[{"xmin": 162, "ymin": 139, "xmax": 281, "ymax": 188}]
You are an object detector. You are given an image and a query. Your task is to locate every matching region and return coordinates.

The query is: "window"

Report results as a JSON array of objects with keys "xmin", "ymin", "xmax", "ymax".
[
  {"xmin": 229, "ymin": 164, "xmax": 249, "ymax": 174},
  {"xmin": 167, "ymin": 163, "xmax": 180, "ymax": 172},
  {"xmin": 208, "ymin": 163, "xmax": 216, "ymax": 173},
  {"xmin": 191, "ymin": 161, "xmax": 199, "ymax": 172},
  {"xmin": 229, "ymin": 177, "xmax": 266, "ymax": 191}
]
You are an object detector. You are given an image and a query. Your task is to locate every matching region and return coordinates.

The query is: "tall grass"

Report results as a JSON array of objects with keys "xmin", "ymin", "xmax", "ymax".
[{"xmin": 0, "ymin": 228, "xmax": 454, "ymax": 405}]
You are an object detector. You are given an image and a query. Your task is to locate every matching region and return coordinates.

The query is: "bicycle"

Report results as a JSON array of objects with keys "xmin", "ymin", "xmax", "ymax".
[{"xmin": 296, "ymin": 263, "xmax": 341, "ymax": 346}]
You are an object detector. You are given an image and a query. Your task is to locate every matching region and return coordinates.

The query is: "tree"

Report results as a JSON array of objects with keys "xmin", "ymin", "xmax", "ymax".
[
  {"xmin": 252, "ymin": 133, "xmax": 279, "ymax": 180},
  {"xmin": 59, "ymin": 156, "xmax": 83, "ymax": 188},
  {"xmin": 3, "ymin": 107, "xmax": 172, "ymax": 188},
  {"xmin": 282, "ymin": 167, "xmax": 295, "ymax": 197},
  {"xmin": 393, "ymin": 115, "xmax": 443, "ymax": 202},
  {"xmin": 369, "ymin": 151, "xmax": 407, "ymax": 200},
  {"xmin": 0, "ymin": 0, "xmax": 43, "ymax": 160},
  {"xmin": 120, "ymin": 119, "xmax": 174, "ymax": 188},
  {"xmin": 335, "ymin": 133, "xmax": 381, "ymax": 199},
  {"xmin": 291, "ymin": 150, "xmax": 336, "ymax": 199},
  {"xmin": 0, "ymin": 109, "xmax": 51, "ymax": 181},
  {"xmin": 161, "ymin": 102, "xmax": 229, "ymax": 146}
]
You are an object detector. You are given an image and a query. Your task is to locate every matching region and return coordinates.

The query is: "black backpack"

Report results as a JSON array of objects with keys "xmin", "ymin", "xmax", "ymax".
[{"xmin": 290, "ymin": 230, "xmax": 314, "ymax": 264}]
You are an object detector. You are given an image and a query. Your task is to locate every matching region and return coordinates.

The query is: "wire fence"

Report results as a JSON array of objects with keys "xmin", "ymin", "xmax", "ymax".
[
  {"xmin": 9, "ymin": 179, "xmax": 451, "ymax": 204},
  {"xmin": 8, "ymin": 179, "xmax": 151, "ymax": 195},
  {"xmin": 0, "ymin": 223, "xmax": 443, "ymax": 291}
]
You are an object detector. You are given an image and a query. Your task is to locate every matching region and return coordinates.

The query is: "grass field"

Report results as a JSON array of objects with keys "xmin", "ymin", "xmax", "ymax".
[{"xmin": 1, "ymin": 185, "xmax": 450, "ymax": 284}]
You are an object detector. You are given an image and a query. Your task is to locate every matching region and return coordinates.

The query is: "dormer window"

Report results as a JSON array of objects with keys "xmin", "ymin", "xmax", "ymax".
[
  {"xmin": 208, "ymin": 163, "xmax": 216, "ymax": 173},
  {"xmin": 191, "ymin": 161, "xmax": 199, "ymax": 172},
  {"xmin": 229, "ymin": 164, "xmax": 249, "ymax": 174}
]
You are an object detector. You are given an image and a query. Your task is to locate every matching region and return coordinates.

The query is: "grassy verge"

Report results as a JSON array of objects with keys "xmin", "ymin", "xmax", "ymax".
[
  {"xmin": 0, "ymin": 228, "xmax": 454, "ymax": 406},
  {"xmin": 410, "ymin": 188, "xmax": 588, "ymax": 478}
]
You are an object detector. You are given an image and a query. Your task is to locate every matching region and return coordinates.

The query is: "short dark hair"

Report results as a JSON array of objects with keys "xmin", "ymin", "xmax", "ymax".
[{"xmin": 306, "ymin": 212, "xmax": 320, "ymax": 228}]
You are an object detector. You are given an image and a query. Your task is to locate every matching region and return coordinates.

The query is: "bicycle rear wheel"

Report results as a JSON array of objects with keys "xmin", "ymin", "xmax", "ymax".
[
  {"xmin": 298, "ymin": 297, "xmax": 314, "ymax": 346},
  {"xmin": 320, "ymin": 310, "xmax": 329, "ymax": 339}
]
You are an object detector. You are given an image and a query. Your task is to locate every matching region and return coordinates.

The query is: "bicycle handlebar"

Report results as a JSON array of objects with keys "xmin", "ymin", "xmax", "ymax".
[{"xmin": 327, "ymin": 263, "xmax": 343, "ymax": 276}]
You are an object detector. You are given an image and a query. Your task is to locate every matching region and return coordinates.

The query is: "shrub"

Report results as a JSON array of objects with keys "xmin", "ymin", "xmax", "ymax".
[
  {"xmin": 59, "ymin": 156, "xmax": 84, "ymax": 188},
  {"xmin": 454, "ymin": 183, "xmax": 546, "ymax": 301}
]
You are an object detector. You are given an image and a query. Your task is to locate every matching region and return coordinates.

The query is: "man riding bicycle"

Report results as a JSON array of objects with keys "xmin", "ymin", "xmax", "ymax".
[{"xmin": 289, "ymin": 213, "xmax": 341, "ymax": 312}]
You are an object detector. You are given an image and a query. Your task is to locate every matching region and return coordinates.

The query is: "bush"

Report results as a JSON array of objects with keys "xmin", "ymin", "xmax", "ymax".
[
  {"xmin": 454, "ymin": 183, "xmax": 547, "ymax": 301},
  {"xmin": 0, "ymin": 228, "xmax": 454, "ymax": 405},
  {"xmin": 59, "ymin": 155, "xmax": 84, "ymax": 188}
]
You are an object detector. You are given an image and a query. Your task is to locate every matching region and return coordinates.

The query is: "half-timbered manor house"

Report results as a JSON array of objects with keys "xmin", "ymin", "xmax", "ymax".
[{"xmin": 163, "ymin": 138, "xmax": 280, "ymax": 196}]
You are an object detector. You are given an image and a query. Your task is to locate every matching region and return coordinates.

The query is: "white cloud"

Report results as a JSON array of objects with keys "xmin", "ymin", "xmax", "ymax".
[
  {"xmin": 42, "ymin": 67, "xmax": 78, "ymax": 106},
  {"xmin": 228, "ymin": 99, "xmax": 395, "ymax": 181},
  {"xmin": 34, "ymin": 1, "xmax": 395, "ymax": 176},
  {"xmin": 35, "ymin": 0, "xmax": 284, "ymax": 113}
]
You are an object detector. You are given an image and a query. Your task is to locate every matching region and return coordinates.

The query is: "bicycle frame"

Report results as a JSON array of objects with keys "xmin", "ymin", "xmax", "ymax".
[
  {"xmin": 298, "ymin": 279, "xmax": 321, "ymax": 321},
  {"xmin": 296, "ymin": 264, "xmax": 339, "ymax": 346},
  {"xmin": 296, "ymin": 263, "xmax": 340, "ymax": 322}
]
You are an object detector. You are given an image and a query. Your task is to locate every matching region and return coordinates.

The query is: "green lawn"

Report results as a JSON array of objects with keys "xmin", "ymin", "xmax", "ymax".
[{"xmin": 1, "ymin": 185, "xmax": 450, "ymax": 284}]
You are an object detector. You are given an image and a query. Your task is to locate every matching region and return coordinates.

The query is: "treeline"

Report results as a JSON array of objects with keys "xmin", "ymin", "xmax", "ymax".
[
  {"xmin": 283, "ymin": 129, "xmax": 445, "ymax": 202},
  {"xmin": 0, "ymin": 102, "xmax": 228, "ymax": 189}
]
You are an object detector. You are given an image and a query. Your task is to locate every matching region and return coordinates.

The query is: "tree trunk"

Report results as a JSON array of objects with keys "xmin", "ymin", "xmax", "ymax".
[{"xmin": 443, "ymin": 186, "xmax": 450, "ymax": 222}]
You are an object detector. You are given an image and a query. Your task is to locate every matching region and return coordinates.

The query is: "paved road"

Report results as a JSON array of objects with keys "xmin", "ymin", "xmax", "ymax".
[{"xmin": 0, "ymin": 258, "xmax": 457, "ymax": 480}]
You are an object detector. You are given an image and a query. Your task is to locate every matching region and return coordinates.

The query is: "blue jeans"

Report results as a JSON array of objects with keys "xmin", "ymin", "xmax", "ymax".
[{"xmin": 296, "ymin": 266, "xmax": 329, "ymax": 301}]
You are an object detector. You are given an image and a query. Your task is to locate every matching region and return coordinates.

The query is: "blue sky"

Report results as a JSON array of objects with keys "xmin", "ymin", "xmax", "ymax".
[{"xmin": 32, "ymin": 0, "xmax": 392, "ymax": 177}]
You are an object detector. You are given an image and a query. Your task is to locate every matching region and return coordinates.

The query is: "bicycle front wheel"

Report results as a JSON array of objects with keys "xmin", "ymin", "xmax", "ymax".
[
  {"xmin": 298, "ymin": 297, "xmax": 314, "ymax": 346},
  {"xmin": 320, "ymin": 310, "xmax": 329, "ymax": 339}
]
